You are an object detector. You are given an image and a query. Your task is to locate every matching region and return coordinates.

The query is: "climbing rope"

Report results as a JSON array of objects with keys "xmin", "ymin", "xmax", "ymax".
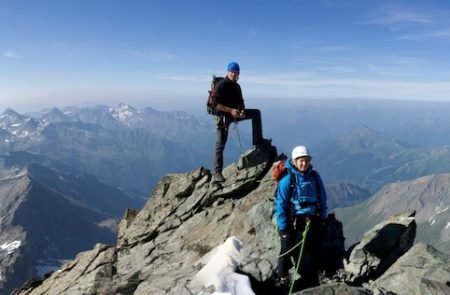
[
  {"xmin": 290, "ymin": 219, "xmax": 311, "ymax": 294},
  {"xmin": 277, "ymin": 239, "xmax": 304, "ymax": 258},
  {"xmin": 276, "ymin": 219, "xmax": 311, "ymax": 295},
  {"xmin": 233, "ymin": 121, "xmax": 244, "ymax": 153}
]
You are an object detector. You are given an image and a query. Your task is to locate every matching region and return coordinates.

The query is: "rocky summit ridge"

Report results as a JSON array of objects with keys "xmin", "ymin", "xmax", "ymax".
[{"xmin": 12, "ymin": 145, "xmax": 450, "ymax": 295}]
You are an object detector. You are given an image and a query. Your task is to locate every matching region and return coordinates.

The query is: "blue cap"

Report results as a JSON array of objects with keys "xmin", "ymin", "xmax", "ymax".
[{"xmin": 227, "ymin": 62, "xmax": 240, "ymax": 72}]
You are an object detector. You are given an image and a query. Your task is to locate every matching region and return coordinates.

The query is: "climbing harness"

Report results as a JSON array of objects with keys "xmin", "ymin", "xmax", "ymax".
[{"xmin": 215, "ymin": 116, "xmax": 244, "ymax": 153}]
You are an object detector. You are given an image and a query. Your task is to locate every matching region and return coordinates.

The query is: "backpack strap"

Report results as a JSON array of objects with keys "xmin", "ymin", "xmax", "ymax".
[
  {"xmin": 311, "ymin": 170, "xmax": 321, "ymax": 216},
  {"xmin": 286, "ymin": 169, "xmax": 296, "ymax": 197},
  {"xmin": 284, "ymin": 169, "xmax": 296, "ymax": 226}
]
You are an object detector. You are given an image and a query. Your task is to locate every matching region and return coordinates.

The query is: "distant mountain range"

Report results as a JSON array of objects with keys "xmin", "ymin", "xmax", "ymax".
[
  {"xmin": 0, "ymin": 104, "xmax": 224, "ymax": 198},
  {"xmin": 3, "ymin": 101, "xmax": 450, "ymax": 196},
  {"xmin": 2, "ymin": 100, "xmax": 450, "ymax": 293},
  {"xmin": 335, "ymin": 173, "xmax": 450, "ymax": 255},
  {"xmin": 0, "ymin": 153, "xmax": 139, "ymax": 294},
  {"xmin": 325, "ymin": 181, "xmax": 371, "ymax": 210},
  {"xmin": 312, "ymin": 126, "xmax": 450, "ymax": 192},
  {"xmin": 262, "ymin": 98, "xmax": 450, "ymax": 154}
]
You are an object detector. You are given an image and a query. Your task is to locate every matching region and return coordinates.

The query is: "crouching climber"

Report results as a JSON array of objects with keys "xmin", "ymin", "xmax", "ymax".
[{"xmin": 274, "ymin": 145, "xmax": 328, "ymax": 293}]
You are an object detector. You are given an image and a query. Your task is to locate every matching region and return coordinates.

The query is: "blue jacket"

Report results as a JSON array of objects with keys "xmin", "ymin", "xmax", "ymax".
[{"xmin": 275, "ymin": 160, "xmax": 328, "ymax": 231}]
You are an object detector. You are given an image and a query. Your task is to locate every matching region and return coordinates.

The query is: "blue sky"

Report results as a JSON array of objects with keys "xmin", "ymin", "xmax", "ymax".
[{"xmin": 1, "ymin": 0, "xmax": 450, "ymax": 112}]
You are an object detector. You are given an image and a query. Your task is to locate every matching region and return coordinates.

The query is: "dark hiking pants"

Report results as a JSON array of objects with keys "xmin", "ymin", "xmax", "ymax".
[
  {"xmin": 277, "ymin": 216, "xmax": 321, "ymax": 288},
  {"xmin": 213, "ymin": 108, "xmax": 263, "ymax": 173}
]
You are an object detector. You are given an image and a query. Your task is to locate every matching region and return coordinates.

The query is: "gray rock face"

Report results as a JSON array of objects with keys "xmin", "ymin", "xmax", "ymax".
[
  {"xmin": 16, "ymin": 244, "xmax": 116, "ymax": 295},
  {"xmin": 11, "ymin": 146, "xmax": 450, "ymax": 295},
  {"xmin": 298, "ymin": 283, "xmax": 371, "ymax": 295},
  {"xmin": 344, "ymin": 211, "xmax": 416, "ymax": 285},
  {"xmin": 0, "ymin": 166, "xmax": 40, "ymax": 294},
  {"xmin": 369, "ymin": 243, "xmax": 450, "ymax": 295},
  {"xmin": 13, "ymin": 147, "xmax": 278, "ymax": 295}
]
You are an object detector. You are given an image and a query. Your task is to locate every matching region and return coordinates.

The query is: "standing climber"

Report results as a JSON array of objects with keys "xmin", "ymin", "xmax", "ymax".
[
  {"xmin": 212, "ymin": 61, "xmax": 270, "ymax": 182},
  {"xmin": 274, "ymin": 145, "xmax": 328, "ymax": 292}
]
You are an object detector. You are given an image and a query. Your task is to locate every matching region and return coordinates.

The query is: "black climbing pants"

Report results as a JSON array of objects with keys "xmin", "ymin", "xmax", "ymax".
[
  {"xmin": 277, "ymin": 216, "xmax": 321, "ymax": 289},
  {"xmin": 213, "ymin": 109, "xmax": 263, "ymax": 173}
]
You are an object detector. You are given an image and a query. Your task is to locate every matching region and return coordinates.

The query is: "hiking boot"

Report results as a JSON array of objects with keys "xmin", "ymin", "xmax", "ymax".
[
  {"xmin": 255, "ymin": 138, "xmax": 272, "ymax": 152},
  {"xmin": 275, "ymin": 276, "xmax": 290, "ymax": 294},
  {"xmin": 212, "ymin": 172, "xmax": 225, "ymax": 183},
  {"xmin": 255, "ymin": 138, "xmax": 271, "ymax": 146}
]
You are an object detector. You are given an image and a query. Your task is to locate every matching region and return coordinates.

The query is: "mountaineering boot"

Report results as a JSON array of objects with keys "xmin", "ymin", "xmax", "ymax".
[
  {"xmin": 212, "ymin": 171, "xmax": 226, "ymax": 183},
  {"xmin": 255, "ymin": 138, "xmax": 272, "ymax": 152},
  {"xmin": 275, "ymin": 276, "xmax": 290, "ymax": 295}
]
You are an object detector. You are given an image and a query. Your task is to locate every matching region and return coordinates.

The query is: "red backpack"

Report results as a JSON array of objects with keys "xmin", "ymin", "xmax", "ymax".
[
  {"xmin": 273, "ymin": 159, "xmax": 290, "ymax": 185},
  {"xmin": 272, "ymin": 158, "xmax": 296, "ymax": 197}
]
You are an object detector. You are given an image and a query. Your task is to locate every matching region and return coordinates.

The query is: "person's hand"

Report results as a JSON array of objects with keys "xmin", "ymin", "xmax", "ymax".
[
  {"xmin": 279, "ymin": 230, "xmax": 290, "ymax": 241},
  {"xmin": 230, "ymin": 109, "xmax": 241, "ymax": 119},
  {"xmin": 319, "ymin": 219, "xmax": 327, "ymax": 231},
  {"xmin": 239, "ymin": 110, "xmax": 245, "ymax": 119}
]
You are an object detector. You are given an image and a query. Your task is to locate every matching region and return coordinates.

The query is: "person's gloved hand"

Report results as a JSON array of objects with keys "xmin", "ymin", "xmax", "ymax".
[
  {"xmin": 319, "ymin": 219, "xmax": 327, "ymax": 230},
  {"xmin": 279, "ymin": 230, "xmax": 290, "ymax": 241}
]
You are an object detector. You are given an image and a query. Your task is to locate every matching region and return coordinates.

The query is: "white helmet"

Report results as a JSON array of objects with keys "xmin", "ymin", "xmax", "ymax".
[{"xmin": 291, "ymin": 145, "xmax": 310, "ymax": 159}]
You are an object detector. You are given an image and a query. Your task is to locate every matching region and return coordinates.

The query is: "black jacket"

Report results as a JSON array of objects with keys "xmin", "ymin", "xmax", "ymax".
[{"xmin": 214, "ymin": 76, "xmax": 245, "ymax": 112}]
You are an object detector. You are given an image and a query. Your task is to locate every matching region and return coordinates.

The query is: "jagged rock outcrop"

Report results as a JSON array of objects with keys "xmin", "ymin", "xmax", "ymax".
[
  {"xmin": 15, "ymin": 244, "xmax": 116, "ymax": 295},
  {"xmin": 344, "ymin": 211, "xmax": 416, "ymax": 285},
  {"xmin": 369, "ymin": 243, "xmax": 450, "ymax": 295},
  {"xmin": 299, "ymin": 283, "xmax": 371, "ymax": 294},
  {"xmin": 13, "ymin": 146, "xmax": 279, "ymax": 295},
  {"xmin": 11, "ymin": 146, "xmax": 450, "ymax": 295}
]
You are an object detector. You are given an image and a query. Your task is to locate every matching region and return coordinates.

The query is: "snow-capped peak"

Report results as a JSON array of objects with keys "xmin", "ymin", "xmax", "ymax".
[{"xmin": 109, "ymin": 103, "xmax": 137, "ymax": 123}]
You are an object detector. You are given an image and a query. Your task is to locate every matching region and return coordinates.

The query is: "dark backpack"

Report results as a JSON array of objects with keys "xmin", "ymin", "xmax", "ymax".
[{"xmin": 206, "ymin": 75, "xmax": 224, "ymax": 115}]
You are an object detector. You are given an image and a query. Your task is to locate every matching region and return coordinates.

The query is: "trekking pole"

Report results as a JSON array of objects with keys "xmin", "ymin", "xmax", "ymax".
[{"xmin": 289, "ymin": 220, "xmax": 311, "ymax": 295}]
